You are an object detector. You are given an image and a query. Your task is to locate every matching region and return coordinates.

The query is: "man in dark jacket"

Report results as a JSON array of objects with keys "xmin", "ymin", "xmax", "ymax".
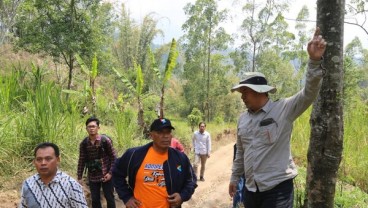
[{"xmin": 113, "ymin": 118, "xmax": 197, "ymax": 208}]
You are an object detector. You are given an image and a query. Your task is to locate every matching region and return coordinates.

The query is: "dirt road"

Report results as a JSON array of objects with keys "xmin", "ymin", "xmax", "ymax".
[{"xmin": 183, "ymin": 142, "xmax": 235, "ymax": 208}]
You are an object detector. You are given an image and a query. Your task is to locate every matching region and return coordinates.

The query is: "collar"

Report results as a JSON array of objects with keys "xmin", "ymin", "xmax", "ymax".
[
  {"xmin": 36, "ymin": 170, "xmax": 62, "ymax": 184},
  {"xmin": 88, "ymin": 135, "xmax": 101, "ymax": 142},
  {"xmin": 248, "ymin": 99, "xmax": 272, "ymax": 114},
  {"xmin": 261, "ymin": 99, "xmax": 273, "ymax": 113},
  {"xmin": 199, "ymin": 131, "xmax": 205, "ymax": 134}
]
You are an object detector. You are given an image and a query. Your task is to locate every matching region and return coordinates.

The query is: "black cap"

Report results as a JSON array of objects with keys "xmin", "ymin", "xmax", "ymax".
[{"xmin": 150, "ymin": 118, "xmax": 175, "ymax": 132}]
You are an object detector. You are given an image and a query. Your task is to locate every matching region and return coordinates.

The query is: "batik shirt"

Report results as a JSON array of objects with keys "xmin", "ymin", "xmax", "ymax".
[{"xmin": 19, "ymin": 171, "xmax": 87, "ymax": 208}]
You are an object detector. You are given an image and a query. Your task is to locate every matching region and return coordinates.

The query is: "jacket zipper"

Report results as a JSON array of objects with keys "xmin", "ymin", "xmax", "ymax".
[
  {"xmin": 127, "ymin": 150, "xmax": 136, "ymax": 190},
  {"xmin": 166, "ymin": 159, "xmax": 173, "ymax": 194}
]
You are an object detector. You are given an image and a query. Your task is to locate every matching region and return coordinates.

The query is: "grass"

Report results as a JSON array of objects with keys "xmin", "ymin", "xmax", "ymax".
[
  {"xmin": 291, "ymin": 102, "xmax": 368, "ymax": 207},
  {"xmin": 293, "ymin": 166, "xmax": 368, "ymax": 208}
]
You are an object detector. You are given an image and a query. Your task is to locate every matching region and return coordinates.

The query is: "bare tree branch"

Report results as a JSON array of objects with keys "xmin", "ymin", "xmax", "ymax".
[{"xmin": 285, "ymin": 18, "xmax": 368, "ymax": 36}]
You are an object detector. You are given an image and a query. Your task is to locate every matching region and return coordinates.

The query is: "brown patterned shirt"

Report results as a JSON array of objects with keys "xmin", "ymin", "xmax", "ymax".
[{"xmin": 77, "ymin": 135, "xmax": 116, "ymax": 182}]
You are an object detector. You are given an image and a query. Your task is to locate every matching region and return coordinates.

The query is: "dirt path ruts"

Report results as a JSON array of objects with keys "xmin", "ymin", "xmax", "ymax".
[{"xmin": 183, "ymin": 142, "xmax": 235, "ymax": 208}]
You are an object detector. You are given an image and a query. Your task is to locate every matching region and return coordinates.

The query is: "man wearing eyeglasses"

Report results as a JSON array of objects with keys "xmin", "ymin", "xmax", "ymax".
[{"xmin": 77, "ymin": 117, "xmax": 117, "ymax": 208}]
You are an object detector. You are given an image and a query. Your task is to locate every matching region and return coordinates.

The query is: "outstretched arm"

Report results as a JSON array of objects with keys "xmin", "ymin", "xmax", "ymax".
[{"xmin": 285, "ymin": 27, "xmax": 327, "ymax": 121}]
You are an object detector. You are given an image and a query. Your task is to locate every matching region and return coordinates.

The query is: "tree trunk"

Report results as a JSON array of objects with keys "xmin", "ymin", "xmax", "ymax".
[
  {"xmin": 304, "ymin": 0, "xmax": 345, "ymax": 207},
  {"xmin": 66, "ymin": 55, "xmax": 74, "ymax": 100},
  {"xmin": 160, "ymin": 86, "xmax": 164, "ymax": 118},
  {"xmin": 91, "ymin": 79, "xmax": 96, "ymax": 116},
  {"xmin": 206, "ymin": 20, "xmax": 211, "ymax": 122},
  {"xmin": 137, "ymin": 96, "xmax": 145, "ymax": 129}
]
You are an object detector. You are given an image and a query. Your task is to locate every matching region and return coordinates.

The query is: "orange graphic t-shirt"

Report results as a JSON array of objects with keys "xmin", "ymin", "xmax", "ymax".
[{"xmin": 134, "ymin": 147, "xmax": 169, "ymax": 208}]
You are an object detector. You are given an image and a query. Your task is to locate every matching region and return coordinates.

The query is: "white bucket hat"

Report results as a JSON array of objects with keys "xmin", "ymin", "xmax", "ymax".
[{"xmin": 231, "ymin": 72, "xmax": 277, "ymax": 94}]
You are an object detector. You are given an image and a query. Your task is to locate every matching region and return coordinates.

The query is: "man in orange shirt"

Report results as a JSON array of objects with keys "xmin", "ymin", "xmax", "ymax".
[{"xmin": 113, "ymin": 118, "xmax": 197, "ymax": 208}]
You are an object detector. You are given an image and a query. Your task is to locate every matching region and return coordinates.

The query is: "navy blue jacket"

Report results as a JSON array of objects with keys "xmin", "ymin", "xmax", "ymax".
[{"xmin": 112, "ymin": 142, "xmax": 197, "ymax": 205}]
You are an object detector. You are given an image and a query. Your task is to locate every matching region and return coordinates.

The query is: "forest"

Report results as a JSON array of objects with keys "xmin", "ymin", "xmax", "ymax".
[{"xmin": 0, "ymin": 0, "xmax": 367, "ymax": 207}]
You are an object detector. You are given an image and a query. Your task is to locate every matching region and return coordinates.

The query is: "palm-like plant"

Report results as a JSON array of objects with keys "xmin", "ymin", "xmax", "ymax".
[
  {"xmin": 113, "ymin": 62, "xmax": 145, "ymax": 130},
  {"xmin": 153, "ymin": 38, "xmax": 178, "ymax": 118},
  {"xmin": 77, "ymin": 54, "xmax": 99, "ymax": 115},
  {"xmin": 63, "ymin": 54, "xmax": 98, "ymax": 115}
]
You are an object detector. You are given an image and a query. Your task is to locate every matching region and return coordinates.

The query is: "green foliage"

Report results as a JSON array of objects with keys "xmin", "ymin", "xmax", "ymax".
[
  {"xmin": 112, "ymin": 67, "xmax": 136, "ymax": 93},
  {"xmin": 182, "ymin": 0, "xmax": 232, "ymax": 121},
  {"xmin": 0, "ymin": 69, "xmax": 27, "ymax": 113},
  {"xmin": 142, "ymin": 94, "xmax": 160, "ymax": 124},
  {"xmin": 76, "ymin": 53, "xmax": 98, "ymax": 80},
  {"xmin": 14, "ymin": 0, "xmax": 114, "ymax": 89},
  {"xmin": 156, "ymin": 39, "xmax": 179, "ymax": 117},
  {"xmin": 293, "ymin": 166, "xmax": 368, "ymax": 208},
  {"xmin": 341, "ymin": 96, "xmax": 368, "ymax": 192},
  {"xmin": 257, "ymin": 49, "xmax": 299, "ymax": 98},
  {"xmin": 0, "ymin": 0, "xmax": 21, "ymax": 45},
  {"xmin": 240, "ymin": 0, "xmax": 290, "ymax": 71},
  {"xmin": 20, "ymin": 83, "xmax": 66, "ymax": 146},
  {"xmin": 229, "ymin": 49, "xmax": 249, "ymax": 73},
  {"xmin": 111, "ymin": 107, "xmax": 142, "ymax": 154},
  {"xmin": 75, "ymin": 54, "xmax": 90, "ymax": 77},
  {"xmin": 113, "ymin": 5, "xmax": 162, "ymax": 90},
  {"xmin": 163, "ymin": 78, "xmax": 191, "ymax": 117},
  {"xmin": 73, "ymin": 54, "xmax": 101, "ymax": 114},
  {"xmin": 187, "ymin": 108, "xmax": 203, "ymax": 132},
  {"xmin": 163, "ymin": 39, "xmax": 179, "ymax": 85},
  {"xmin": 135, "ymin": 63, "xmax": 144, "ymax": 96},
  {"xmin": 112, "ymin": 62, "xmax": 146, "ymax": 130},
  {"xmin": 292, "ymin": 97, "xmax": 368, "ymax": 194},
  {"xmin": 113, "ymin": 62, "xmax": 145, "ymax": 98},
  {"xmin": 213, "ymin": 115, "xmax": 224, "ymax": 124}
]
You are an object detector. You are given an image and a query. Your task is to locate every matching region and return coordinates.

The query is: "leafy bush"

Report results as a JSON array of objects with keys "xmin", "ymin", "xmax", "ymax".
[{"xmin": 187, "ymin": 108, "xmax": 203, "ymax": 132}]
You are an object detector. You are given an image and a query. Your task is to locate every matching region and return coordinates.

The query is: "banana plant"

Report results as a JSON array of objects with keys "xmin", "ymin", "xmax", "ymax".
[
  {"xmin": 112, "ymin": 62, "xmax": 145, "ymax": 130},
  {"xmin": 152, "ymin": 38, "xmax": 179, "ymax": 118},
  {"xmin": 63, "ymin": 54, "xmax": 98, "ymax": 115}
]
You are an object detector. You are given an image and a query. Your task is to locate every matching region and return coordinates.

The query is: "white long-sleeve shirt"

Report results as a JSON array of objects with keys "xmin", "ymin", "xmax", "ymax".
[{"xmin": 192, "ymin": 130, "xmax": 211, "ymax": 155}]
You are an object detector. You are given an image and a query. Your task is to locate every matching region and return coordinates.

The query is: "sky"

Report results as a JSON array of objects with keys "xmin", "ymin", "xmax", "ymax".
[{"xmin": 116, "ymin": 0, "xmax": 368, "ymax": 48}]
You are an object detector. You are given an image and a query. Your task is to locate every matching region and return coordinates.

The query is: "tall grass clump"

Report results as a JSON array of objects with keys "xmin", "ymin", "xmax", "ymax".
[
  {"xmin": 340, "ymin": 96, "xmax": 368, "ymax": 192},
  {"xmin": 293, "ymin": 167, "xmax": 368, "ymax": 208},
  {"xmin": 0, "ymin": 64, "xmax": 80, "ymax": 178},
  {"xmin": 291, "ymin": 107, "xmax": 312, "ymax": 167},
  {"xmin": 0, "ymin": 68, "xmax": 27, "ymax": 113},
  {"xmin": 16, "ymin": 83, "xmax": 67, "ymax": 155},
  {"xmin": 291, "ymin": 96, "xmax": 368, "ymax": 197},
  {"xmin": 0, "ymin": 67, "xmax": 32, "ymax": 178},
  {"xmin": 112, "ymin": 107, "xmax": 143, "ymax": 155},
  {"xmin": 56, "ymin": 102, "xmax": 86, "ymax": 172}
]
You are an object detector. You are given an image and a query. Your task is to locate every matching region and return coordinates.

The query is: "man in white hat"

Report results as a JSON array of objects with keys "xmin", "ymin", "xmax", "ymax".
[{"xmin": 228, "ymin": 27, "xmax": 326, "ymax": 208}]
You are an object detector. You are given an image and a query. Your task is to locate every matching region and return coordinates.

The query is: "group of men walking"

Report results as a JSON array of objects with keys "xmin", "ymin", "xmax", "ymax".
[
  {"xmin": 19, "ymin": 117, "xmax": 212, "ymax": 208},
  {"xmin": 19, "ymin": 28, "xmax": 326, "ymax": 208}
]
